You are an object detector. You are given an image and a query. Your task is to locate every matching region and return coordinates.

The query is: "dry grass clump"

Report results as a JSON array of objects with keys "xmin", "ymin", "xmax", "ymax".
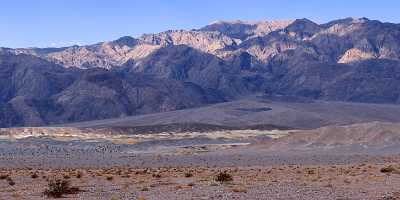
[
  {"xmin": 215, "ymin": 171, "xmax": 233, "ymax": 183},
  {"xmin": 43, "ymin": 179, "xmax": 80, "ymax": 198}
]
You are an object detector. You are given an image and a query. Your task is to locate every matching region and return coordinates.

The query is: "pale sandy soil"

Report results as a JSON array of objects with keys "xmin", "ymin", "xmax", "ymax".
[{"xmin": 1, "ymin": 163, "xmax": 400, "ymax": 200}]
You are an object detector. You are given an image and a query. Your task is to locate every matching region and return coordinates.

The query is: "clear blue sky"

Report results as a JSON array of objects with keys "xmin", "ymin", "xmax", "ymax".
[{"xmin": 1, "ymin": 0, "xmax": 399, "ymax": 48}]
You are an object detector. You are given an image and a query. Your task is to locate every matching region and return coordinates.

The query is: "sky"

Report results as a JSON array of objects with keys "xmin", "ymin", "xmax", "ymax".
[{"xmin": 1, "ymin": 0, "xmax": 399, "ymax": 48}]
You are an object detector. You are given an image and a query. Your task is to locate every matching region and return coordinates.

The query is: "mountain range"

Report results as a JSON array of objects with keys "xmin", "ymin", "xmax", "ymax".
[{"xmin": 1, "ymin": 17, "xmax": 400, "ymax": 127}]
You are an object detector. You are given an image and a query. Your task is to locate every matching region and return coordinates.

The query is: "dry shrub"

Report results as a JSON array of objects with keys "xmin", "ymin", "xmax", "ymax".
[
  {"xmin": 43, "ymin": 179, "xmax": 80, "ymax": 198},
  {"xmin": 31, "ymin": 173, "xmax": 39, "ymax": 179},
  {"xmin": 380, "ymin": 166, "xmax": 400, "ymax": 174},
  {"xmin": 184, "ymin": 172, "xmax": 193, "ymax": 178},
  {"xmin": 215, "ymin": 171, "xmax": 233, "ymax": 183},
  {"xmin": 0, "ymin": 174, "xmax": 9, "ymax": 180},
  {"xmin": 106, "ymin": 176, "xmax": 114, "ymax": 181}
]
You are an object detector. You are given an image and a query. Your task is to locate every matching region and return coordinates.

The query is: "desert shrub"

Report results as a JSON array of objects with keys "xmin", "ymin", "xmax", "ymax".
[
  {"xmin": 76, "ymin": 172, "xmax": 82, "ymax": 179},
  {"xmin": 31, "ymin": 173, "xmax": 39, "ymax": 179},
  {"xmin": 106, "ymin": 176, "xmax": 114, "ymax": 181},
  {"xmin": 8, "ymin": 180, "xmax": 15, "ymax": 186},
  {"xmin": 7, "ymin": 177, "xmax": 15, "ymax": 186},
  {"xmin": 380, "ymin": 166, "xmax": 400, "ymax": 174},
  {"xmin": 152, "ymin": 173, "xmax": 161, "ymax": 178},
  {"xmin": 306, "ymin": 169, "xmax": 316, "ymax": 175},
  {"xmin": 381, "ymin": 166, "xmax": 396, "ymax": 173},
  {"xmin": 0, "ymin": 174, "xmax": 9, "ymax": 180},
  {"xmin": 184, "ymin": 172, "xmax": 193, "ymax": 178},
  {"xmin": 215, "ymin": 171, "xmax": 233, "ymax": 183},
  {"xmin": 43, "ymin": 179, "xmax": 79, "ymax": 198}
]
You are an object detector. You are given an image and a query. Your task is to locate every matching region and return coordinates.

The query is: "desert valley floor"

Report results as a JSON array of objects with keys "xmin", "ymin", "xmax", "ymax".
[{"xmin": 1, "ymin": 98, "xmax": 400, "ymax": 199}]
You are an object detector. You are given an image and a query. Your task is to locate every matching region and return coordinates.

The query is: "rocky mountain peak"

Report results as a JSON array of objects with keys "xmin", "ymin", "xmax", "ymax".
[
  {"xmin": 201, "ymin": 20, "xmax": 293, "ymax": 40},
  {"xmin": 285, "ymin": 18, "xmax": 322, "ymax": 39},
  {"xmin": 111, "ymin": 36, "xmax": 140, "ymax": 47},
  {"xmin": 322, "ymin": 17, "xmax": 370, "ymax": 28},
  {"xmin": 140, "ymin": 30, "xmax": 237, "ymax": 53}
]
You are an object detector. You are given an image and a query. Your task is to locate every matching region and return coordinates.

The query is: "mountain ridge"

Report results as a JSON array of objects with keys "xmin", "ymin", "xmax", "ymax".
[{"xmin": 1, "ymin": 17, "xmax": 400, "ymax": 127}]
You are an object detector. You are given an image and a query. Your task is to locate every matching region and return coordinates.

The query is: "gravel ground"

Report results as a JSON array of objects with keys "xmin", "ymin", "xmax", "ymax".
[
  {"xmin": 1, "ymin": 164, "xmax": 400, "ymax": 200},
  {"xmin": 0, "ymin": 137, "xmax": 398, "ymax": 169},
  {"xmin": 1, "ymin": 135, "xmax": 400, "ymax": 199}
]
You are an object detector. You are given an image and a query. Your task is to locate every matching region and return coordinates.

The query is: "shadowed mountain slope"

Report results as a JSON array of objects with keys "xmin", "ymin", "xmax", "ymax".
[{"xmin": 2, "ymin": 18, "xmax": 400, "ymax": 127}]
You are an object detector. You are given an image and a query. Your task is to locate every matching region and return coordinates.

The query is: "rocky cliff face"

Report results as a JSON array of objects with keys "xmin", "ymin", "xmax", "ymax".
[
  {"xmin": 1, "ymin": 17, "xmax": 400, "ymax": 127},
  {"xmin": 140, "ymin": 30, "xmax": 237, "ymax": 54},
  {"xmin": 200, "ymin": 20, "xmax": 293, "ymax": 40}
]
